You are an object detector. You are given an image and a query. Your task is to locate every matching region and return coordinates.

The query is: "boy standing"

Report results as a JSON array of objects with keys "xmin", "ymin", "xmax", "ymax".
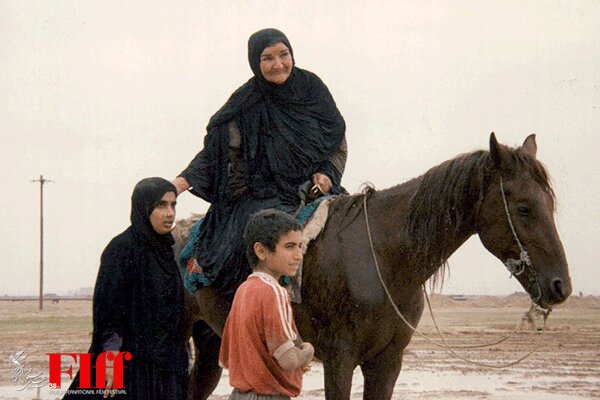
[{"xmin": 219, "ymin": 209, "xmax": 314, "ymax": 399}]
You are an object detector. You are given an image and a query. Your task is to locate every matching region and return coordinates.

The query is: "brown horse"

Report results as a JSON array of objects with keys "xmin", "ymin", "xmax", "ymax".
[{"xmin": 178, "ymin": 133, "xmax": 571, "ymax": 400}]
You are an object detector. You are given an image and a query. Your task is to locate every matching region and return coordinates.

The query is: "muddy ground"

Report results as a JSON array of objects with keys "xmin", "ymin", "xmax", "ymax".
[{"xmin": 1, "ymin": 293, "xmax": 599, "ymax": 399}]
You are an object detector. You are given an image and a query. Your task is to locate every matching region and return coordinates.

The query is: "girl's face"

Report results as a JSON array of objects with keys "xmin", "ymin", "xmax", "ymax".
[
  {"xmin": 259, "ymin": 42, "xmax": 293, "ymax": 85},
  {"xmin": 149, "ymin": 192, "xmax": 176, "ymax": 234}
]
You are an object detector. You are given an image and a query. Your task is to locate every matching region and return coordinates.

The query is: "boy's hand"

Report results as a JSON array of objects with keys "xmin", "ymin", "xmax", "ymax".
[
  {"xmin": 300, "ymin": 342, "xmax": 314, "ymax": 372},
  {"xmin": 276, "ymin": 341, "xmax": 314, "ymax": 371},
  {"xmin": 301, "ymin": 361, "xmax": 312, "ymax": 373},
  {"xmin": 300, "ymin": 342, "xmax": 314, "ymax": 354}
]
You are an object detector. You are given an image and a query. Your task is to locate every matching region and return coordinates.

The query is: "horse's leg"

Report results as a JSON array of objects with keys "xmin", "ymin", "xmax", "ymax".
[
  {"xmin": 188, "ymin": 320, "xmax": 222, "ymax": 400},
  {"xmin": 360, "ymin": 345, "xmax": 404, "ymax": 400},
  {"xmin": 323, "ymin": 355, "xmax": 356, "ymax": 400},
  {"xmin": 187, "ymin": 287, "xmax": 231, "ymax": 399},
  {"xmin": 194, "ymin": 286, "xmax": 231, "ymax": 336}
]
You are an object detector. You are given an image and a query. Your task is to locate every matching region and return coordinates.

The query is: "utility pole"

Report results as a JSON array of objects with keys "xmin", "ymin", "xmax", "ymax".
[{"xmin": 31, "ymin": 175, "xmax": 53, "ymax": 310}]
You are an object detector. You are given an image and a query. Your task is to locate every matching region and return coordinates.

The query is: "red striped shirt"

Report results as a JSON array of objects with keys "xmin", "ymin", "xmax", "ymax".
[{"xmin": 219, "ymin": 272, "xmax": 302, "ymax": 397}]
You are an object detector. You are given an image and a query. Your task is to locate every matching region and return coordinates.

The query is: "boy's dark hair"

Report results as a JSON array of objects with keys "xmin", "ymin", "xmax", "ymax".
[{"xmin": 244, "ymin": 209, "xmax": 303, "ymax": 267}]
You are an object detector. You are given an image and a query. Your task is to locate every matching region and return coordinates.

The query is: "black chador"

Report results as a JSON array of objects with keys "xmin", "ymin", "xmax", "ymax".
[{"xmin": 64, "ymin": 178, "xmax": 187, "ymax": 399}]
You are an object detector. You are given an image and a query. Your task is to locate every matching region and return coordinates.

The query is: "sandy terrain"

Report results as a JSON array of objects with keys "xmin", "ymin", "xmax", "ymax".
[{"xmin": 1, "ymin": 293, "xmax": 599, "ymax": 399}]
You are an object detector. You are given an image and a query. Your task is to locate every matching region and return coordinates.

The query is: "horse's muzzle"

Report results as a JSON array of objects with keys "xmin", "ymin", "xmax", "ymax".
[
  {"xmin": 536, "ymin": 276, "xmax": 572, "ymax": 310},
  {"xmin": 549, "ymin": 277, "xmax": 571, "ymax": 304}
]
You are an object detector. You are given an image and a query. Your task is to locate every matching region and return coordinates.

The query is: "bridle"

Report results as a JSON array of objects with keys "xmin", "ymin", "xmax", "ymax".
[{"xmin": 499, "ymin": 177, "xmax": 544, "ymax": 307}]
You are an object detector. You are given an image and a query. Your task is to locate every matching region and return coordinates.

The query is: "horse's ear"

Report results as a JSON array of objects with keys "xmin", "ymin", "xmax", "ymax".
[
  {"xmin": 489, "ymin": 132, "xmax": 510, "ymax": 169},
  {"xmin": 522, "ymin": 133, "xmax": 537, "ymax": 159}
]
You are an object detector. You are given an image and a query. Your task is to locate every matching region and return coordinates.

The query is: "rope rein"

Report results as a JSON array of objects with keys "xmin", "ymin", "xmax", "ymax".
[
  {"xmin": 423, "ymin": 288, "xmax": 523, "ymax": 350},
  {"xmin": 361, "ymin": 182, "xmax": 550, "ymax": 369}
]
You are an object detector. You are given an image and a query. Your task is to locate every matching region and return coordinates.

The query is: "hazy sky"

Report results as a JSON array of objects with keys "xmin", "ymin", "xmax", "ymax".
[{"xmin": 1, "ymin": 1, "xmax": 599, "ymax": 297}]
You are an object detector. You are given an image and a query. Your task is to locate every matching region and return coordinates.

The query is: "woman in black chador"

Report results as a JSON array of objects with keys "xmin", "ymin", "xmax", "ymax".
[
  {"xmin": 64, "ymin": 177, "xmax": 187, "ymax": 399},
  {"xmin": 172, "ymin": 28, "xmax": 347, "ymax": 313}
]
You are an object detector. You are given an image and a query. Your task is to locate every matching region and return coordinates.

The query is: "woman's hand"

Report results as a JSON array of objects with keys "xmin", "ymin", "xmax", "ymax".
[
  {"xmin": 171, "ymin": 177, "xmax": 190, "ymax": 196},
  {"xmin": 103, "ymin": 351, "xmax": 119, "ymax": 398},
  {"xmin": 311, "ymin": 173, "xmax": 332, "ymax": 195}
]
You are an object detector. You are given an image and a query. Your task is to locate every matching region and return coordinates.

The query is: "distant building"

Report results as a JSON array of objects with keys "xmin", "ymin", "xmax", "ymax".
[{"xmin": 77, "ymin": 287, "xmax": 93, "ymax": 297}]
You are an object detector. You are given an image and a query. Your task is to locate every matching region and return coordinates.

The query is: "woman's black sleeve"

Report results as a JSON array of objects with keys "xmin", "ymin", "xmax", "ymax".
[
  {"xmin": 320, "ymin": 136, "xmax": 347, "ymax": 182},
  {"xmin": 178, "ymin": 130, "xmax": 221, "ymax": 203}
]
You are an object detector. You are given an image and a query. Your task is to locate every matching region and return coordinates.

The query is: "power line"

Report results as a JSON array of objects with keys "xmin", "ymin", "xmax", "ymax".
[{"xmin": 30, "ymin": 175, "xmax": 53, "ymax": 310}]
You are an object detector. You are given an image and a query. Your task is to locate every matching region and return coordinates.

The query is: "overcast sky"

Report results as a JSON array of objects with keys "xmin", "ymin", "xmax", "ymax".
[{"xmin": 1, "ymin": 0, "xmax": 599, "ymax": 298}]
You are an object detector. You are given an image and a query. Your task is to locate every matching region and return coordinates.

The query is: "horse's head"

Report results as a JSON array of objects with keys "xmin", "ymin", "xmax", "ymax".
[{"xmin": 477, "ymin": 133, "xmax": 571, "ymax": 309}]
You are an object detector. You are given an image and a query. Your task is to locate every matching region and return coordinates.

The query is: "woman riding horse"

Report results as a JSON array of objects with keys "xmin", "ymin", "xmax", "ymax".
[{"xmin": 172, "ymin": 29, "xmax": 347, "ymax": 332}]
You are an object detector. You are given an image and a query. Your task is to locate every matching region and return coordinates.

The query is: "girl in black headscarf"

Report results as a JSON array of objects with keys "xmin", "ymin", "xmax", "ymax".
[
  {"xmin": 172, "ymin": 28, "xmax": 347, "ymax": 305},
  {"xmin": 64, "ymin": 177, "xmax": 187, "ymax": 399}
]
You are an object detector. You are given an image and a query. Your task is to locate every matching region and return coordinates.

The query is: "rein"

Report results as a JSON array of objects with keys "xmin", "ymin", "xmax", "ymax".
[{"xmin": 361, "ymin": 183, "xmax": 550, "ymax": 369}]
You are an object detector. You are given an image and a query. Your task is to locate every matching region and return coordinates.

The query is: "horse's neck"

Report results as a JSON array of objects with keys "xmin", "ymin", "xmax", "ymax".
[{"xmin": 369, "ymin": 176, "xmax": 479, "ymax": 287}]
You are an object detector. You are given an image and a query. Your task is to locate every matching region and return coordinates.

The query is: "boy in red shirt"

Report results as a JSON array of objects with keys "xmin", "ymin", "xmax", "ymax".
[{"xmin": 219, "ymin": 209, "xmax": 314, "ymax": 399}]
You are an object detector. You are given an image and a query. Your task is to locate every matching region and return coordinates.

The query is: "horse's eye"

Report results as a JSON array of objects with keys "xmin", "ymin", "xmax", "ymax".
[{"xmin": 516, "ymin": 205, "xmax": 531, "ymax": 217}]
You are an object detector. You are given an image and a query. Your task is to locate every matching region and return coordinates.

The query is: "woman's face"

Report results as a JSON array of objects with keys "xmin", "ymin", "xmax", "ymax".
[
  {"xmin": 149, "ymin": 191, "xmax": 176, "ymax": 234},
  {"xmin": 259, "ymin": 42, "xmax": 293, "ymax": 85}
]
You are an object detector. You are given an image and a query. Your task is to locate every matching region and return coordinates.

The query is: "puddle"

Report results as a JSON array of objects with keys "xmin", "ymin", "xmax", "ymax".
[{"xmin": 1, "ymin": 364, "xmax": 596, "ymax": 399}]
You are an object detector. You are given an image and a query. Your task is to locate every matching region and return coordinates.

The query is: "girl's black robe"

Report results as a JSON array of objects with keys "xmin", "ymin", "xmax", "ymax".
[{"xmin": 64, "ymin": 179, "xmax": 187, "ymax": 399}]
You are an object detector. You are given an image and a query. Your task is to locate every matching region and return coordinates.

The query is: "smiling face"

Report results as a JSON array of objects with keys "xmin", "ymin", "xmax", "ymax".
[
  {"xmin": 254, "ymin": 230, "xmax": 303, "ymax": 280},
  {"xmin": 149, "ymin": 191, "xmax": 176, "ymax": 234},
  {"xmin": 259, "ymin": 42, "xmax": 293, "ymax": 85}
]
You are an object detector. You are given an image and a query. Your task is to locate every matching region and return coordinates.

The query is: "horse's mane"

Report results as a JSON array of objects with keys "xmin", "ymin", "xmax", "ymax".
[{"xmin": 406, "ymin": 144, "xmax": 555, "ymax": 287}]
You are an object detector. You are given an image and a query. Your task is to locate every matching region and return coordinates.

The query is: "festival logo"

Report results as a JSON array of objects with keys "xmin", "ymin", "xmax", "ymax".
[
  {"xmin": 47, "ymin": 351, "xmax": 132, "ymax": 389},
  {"xmin": 8, "ymin": 350, "xmax": 48, "ymax": 391},
  {"xmin": 6, "ymin": 350, "xmax": 132, "ymax": 396}
]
